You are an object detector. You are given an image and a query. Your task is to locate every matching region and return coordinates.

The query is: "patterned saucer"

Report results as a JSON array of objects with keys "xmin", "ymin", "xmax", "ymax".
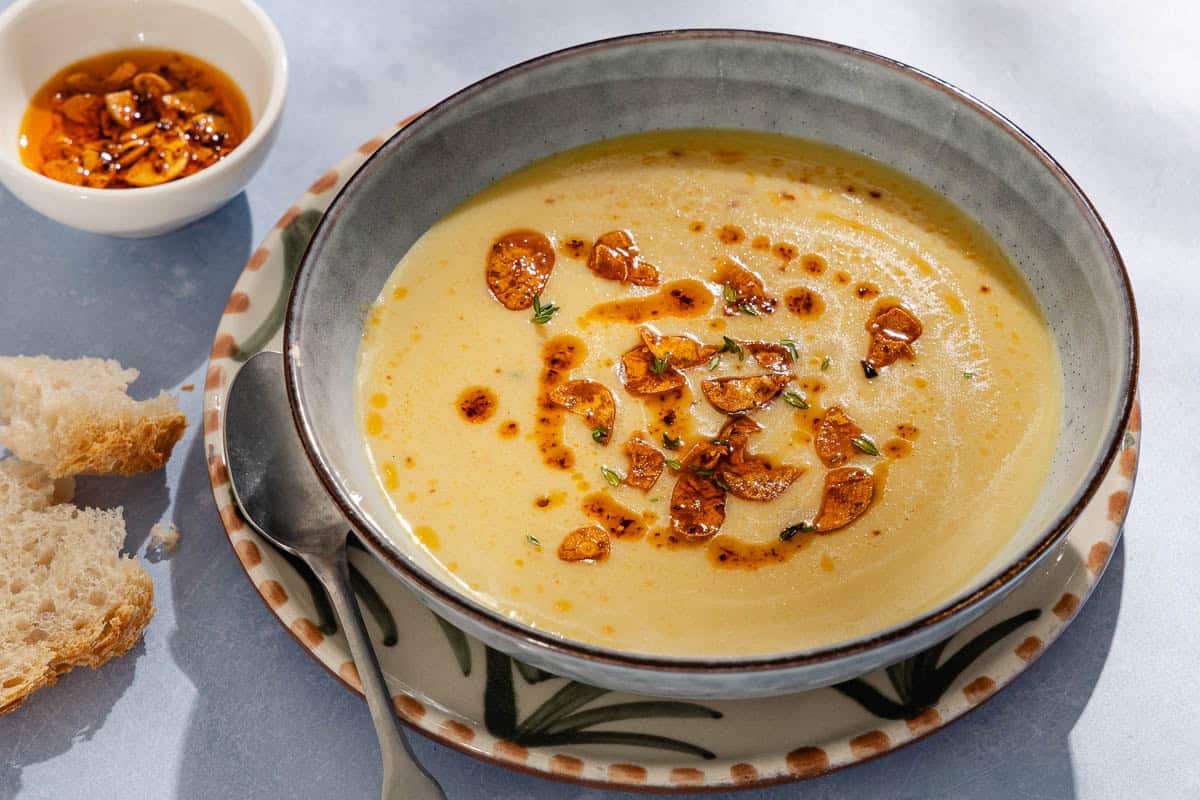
[{"xmin": 203, "ymin": 122, "xmax": 1141, "ymax": 792}]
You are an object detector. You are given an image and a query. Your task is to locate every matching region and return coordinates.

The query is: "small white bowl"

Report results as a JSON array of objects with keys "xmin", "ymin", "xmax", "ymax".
[{"xmin": 0, "ymin": 0, "xmax": 287, "ymax": 237}]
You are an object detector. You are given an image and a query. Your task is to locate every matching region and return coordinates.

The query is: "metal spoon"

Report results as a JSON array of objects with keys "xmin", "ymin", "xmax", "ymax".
[{"xmin": 225, "ymin": 350, "xmax": 445, "ymax": 800}]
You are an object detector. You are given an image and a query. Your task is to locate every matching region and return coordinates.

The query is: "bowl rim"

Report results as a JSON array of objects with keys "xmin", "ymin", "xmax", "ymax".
[
  {"xmin": 0, "ymin": 0, "xmax": 288, "ymax": 198},
  {"xmin": 284, "ymin": 28, "xmax": 1140, "ymax": 673}
]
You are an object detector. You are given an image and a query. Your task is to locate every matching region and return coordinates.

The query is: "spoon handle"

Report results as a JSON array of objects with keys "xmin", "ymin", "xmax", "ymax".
[{"xmin": 305, "ymin": 547, "xmax": 447, "ymax": 800}]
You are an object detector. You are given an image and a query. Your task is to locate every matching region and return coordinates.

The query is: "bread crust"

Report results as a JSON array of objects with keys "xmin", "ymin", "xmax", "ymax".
[
  {"xmin": 51, "ymin": 410, "xmax": 188, "ymax": 477},
  {"xmin": 0, "ymin": 567, "xmax": 154, "ymax": 716}
]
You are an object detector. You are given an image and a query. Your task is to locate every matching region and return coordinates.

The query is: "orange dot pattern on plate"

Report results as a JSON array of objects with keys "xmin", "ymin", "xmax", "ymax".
[
  {"xmin": 1088, "ymin": 541, "xmax": 1113, "ymax": 576},
  {"xmin": 1107, "ymin": 490, "xmax": 1130, "ymax": 522},
  {"xmin": 275, "ymin": 206, "xmax": 301, "ymax": 230},
  {"xmin": 493, "ymin": 740, "xmax": 528, "ymax": 763},
  {"xmin": 549, "ymin": 755, "xmax": 584, "ymax": 777},
  {"xmin": 222, "ymin": 506, "xmax": 246, "ymax": 533},
  {"xmin": 785, "ymin": 747, "xmax": 829, "ymax": 777},
  {"xmin": 308, "ymin": 170, "xmax": 339, "ymax": 194},
  {"xmin": 1128, "ymin": 401, "xmax": 1141, "ymax": 432},
  {"xmin": 205, "ymin": 365, "xmax": 224, "ymax": 390},
  {"xmin": 1119, "ymin": 447, "xmax": 1137, "ymax": 478},
  {"xmin": 962, "ymin": 676, "xmax": 995, "ymax": 705},
  {"xmin": 393, "ymin": 693, "xmax": 425, "ymax": 720},
  {"xmin": 669, "ymin": 768, "xmax": 704, "ymax": 786},
  {"xmin": 259, "ymin": 580, "xmax": 287, "ymax": 608},
  {"xmin": 339, "ymin": 661, "xmax": 362, "ymax": 691},
  {"xmin": 1015, "ymin": 636, "xmax": 1043, "ymax": 662},
  {"xmin": 210, "ymin": 334, "xmax": 237, "ymax": 359},
  {"xmin": 204, "ymin": 409, "xmax": 220, "ymax": 434},
  {"xmin": 208, "ymin": 456, "xmax": 229, "ymax": 487},
  {"xmin": 245, "ymin": 247, "xmax": 270, "ymax": 271},
  {"xmin": 1053, "ymin": 592, "xmax": 1081, "ymax": 620},
  {"xmin": 438, "ymin": 719, "xmax": 474, "ymax": 744},
  {"xmin": 289, "ymin": 617, "xmax": 324, "ymax": 648},
  {"xmin": 849, "ymin": 730, "xmax": 890, "ymax": 758},
  {"xmin": 905, "ymin": 707, "xmax": 941, "ymax": 735},
  {"xmin": 608, "ymin": 764, "xmax": 648, "ymax": 784},
  {"xmin": 730, "ymin": 763, "xmax": 758, "ymax": 783},
  {"xmin": 357, "ymin": 136, "xmax": 386, "ymax": 155},
  {"xmin": 224, "ymin": 292, "xmax": 251, "ymax": 313}
]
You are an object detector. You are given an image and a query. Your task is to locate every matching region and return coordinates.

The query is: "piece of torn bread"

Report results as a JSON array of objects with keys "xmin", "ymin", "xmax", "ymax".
[
  {"xmin": 0, "ymin": 356, "xmax": 187, "ymax": 478},
  {"xmin": 0, "ymin": 458, "xmax": 154, "ymax": 716}
]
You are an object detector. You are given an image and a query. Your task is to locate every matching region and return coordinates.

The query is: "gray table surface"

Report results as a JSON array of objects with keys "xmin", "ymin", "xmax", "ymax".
[{"xmin": 2, "ymin": 1, "xmax": 1196, "ymax": 798}]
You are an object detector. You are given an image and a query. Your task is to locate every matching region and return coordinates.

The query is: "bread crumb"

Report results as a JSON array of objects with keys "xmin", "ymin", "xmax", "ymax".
[
  {"xmin": 149, "ymin": 520, "xmax": 180, "ymax": 553},
  {"xmin": 181, "ymin": 384, "xmax": 195, "ymax": 391}
]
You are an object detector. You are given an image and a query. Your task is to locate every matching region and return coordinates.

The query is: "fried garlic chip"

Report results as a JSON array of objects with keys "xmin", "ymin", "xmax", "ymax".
[
  {"xmin": 716, "ymin": 416, "xmax": 762, "ymax": 465},
  {"xmin": 669, "ymin": 471, "xmax": 726, "ymax": 540},
  {"xmin": 623, "ymin": 437, "xmax": 665, "ymax": 491},
  {"xmin": 812, "ymin": 467, "xmax": 875, "ymax": 532},
  {"xmin": 637, "ymin": 325, "xmax": 719, "ymax": 368},
  {"xmin": 485, "ymin": 230, "xmax": 556, "ymax": 310},
  {"xmin": 558, "ymin": 525, "xmax": 612, "ymax": 562},
  {"xmin": 814, "ymin": 406, "xmax": 864, "ymax": 467},
  {"xmin": 743, "ymin": 341, "xmax": 793, "ymax": 373},
  {"xmin": 864, "ymin": 303, "xmax": 923, "ymax": 374},
  {"xmin": 587, "ymin": 230, "xmax": 660, "ymax": 286},
  {"xmin": 715, "ymin": 257, "xmax": 777, "ymax": 315},
  {"xmin": 621, "ymin": 345, "xmax": 685, "ymax": 395},
  {"xmin": 718, "ymin": 459, "xmax": 805, "ymax": 501},
  {"xmin": 548, "ymin": 379, "xmax": 616, "ymax": 444},
  {"xmin": 700, "ymin": 374, "xmax": 790, "ymax": 414}
]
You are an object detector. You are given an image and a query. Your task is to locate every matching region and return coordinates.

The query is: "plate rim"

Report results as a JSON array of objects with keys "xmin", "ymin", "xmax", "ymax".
[{"xmin": 203, "ymin": 118, "xmax": 1141, "ymax": 793}]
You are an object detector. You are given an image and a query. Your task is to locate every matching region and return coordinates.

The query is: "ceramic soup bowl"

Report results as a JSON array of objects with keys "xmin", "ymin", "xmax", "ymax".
[{"xmin": 284, "ymin": 31, "xmax": 1137, "ymax": 699}]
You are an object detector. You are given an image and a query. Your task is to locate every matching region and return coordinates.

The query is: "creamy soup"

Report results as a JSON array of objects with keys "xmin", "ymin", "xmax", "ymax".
[{"xmin": 356, "ymin": 130, "xmax": 1061, "ymax": 658}]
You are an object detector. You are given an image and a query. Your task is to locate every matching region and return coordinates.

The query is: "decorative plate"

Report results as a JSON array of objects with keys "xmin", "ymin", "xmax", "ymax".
[{"xmin": 203, "ymin": 122, "xmax": 1141, "ymax": 792}]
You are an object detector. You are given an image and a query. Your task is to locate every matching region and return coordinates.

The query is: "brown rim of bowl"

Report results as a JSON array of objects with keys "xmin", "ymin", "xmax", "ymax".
[{"xmin": 283, "ymin": 29, "xmax": 1140, "ymax": 675}]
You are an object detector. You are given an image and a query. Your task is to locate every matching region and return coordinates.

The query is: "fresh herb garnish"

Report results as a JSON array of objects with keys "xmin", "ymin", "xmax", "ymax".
[
  {"xmin": 722, "ymin": 283, "xmax": 737, "ymax": 303},
  {"xmin": 851, "ymin": 435, "xmax": 880, "ymax": 456},
  {"xmin": 720, "ymin": 336, "xmax": 744, "ymax": 359},
  {"xmin": 783, "ymin": 391, "xmax": 810, "ymax": 410},
  {"xmin": 650, "ymin": 354, "xmax": 671, "ymax": 375},
  {"xmin": 962, "ymin": 371, "xmax": 975, "ymax": 379},
  {"xmin": 710, "ymin": 438, "xmax": 730, "ymax": 447},
  {"xmin": 780, "ymin": 339, "xmax": 799, "ymax": 361},
  {"xmin": 591, "ymin": 426, "xmax": 610, "ymax": 443},
  {"xmin": 689, "ymin": 466, "xmax": 715, "ymax": 477},
  {"xmin": 738, "ymin": 302, "xmax": 761, "ymax": 316},
  {"xmin": 526, "ymin": 534, "xmax": 542, "ymax": 547},
  {"xmin": 861, "ymin": 360, "xmax": 878, "ymax": 379},
  {"xmin": 708, "ymin": 354, "xmax": 721, "ymax": 371},
  {"xmin": 779, "ymin": 522, "xmax": 815, "ymax": 542},
  {"xmin": 665, "ymin": 459, "xmax": 682, "ymax": 471},
  {"xmin": 531, "ymin": 294, "xmax": 559, "ymax": 324},
  {"xmin": 600, "ymin": 465, "xmax": 623, "ymax": 486},
  {"xmin": 662, "ymin": 433, "xmax": 682, "ymax": 450},
  {"xmin": 713, "ymin": 476, "xmax": 731, "ymax": 492},
  {"xmin": 820, "ymin": 355, "xmax": 832, "ymax": 371}
]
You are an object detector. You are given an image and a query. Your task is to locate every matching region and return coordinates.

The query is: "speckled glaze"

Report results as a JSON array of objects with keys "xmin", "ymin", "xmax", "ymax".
[
  {"xmin": 204, "ymin": 113, "xmax": 1140, "ymax": 791},
  {"xmin": 279, "ymin": 31, "xmax": 1138, "ymax": 698}
]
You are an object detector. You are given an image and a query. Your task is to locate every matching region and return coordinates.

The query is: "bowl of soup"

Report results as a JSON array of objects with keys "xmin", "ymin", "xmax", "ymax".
[
  {"xmin": 283, "ymin": 31, "xmax": 1137, "ymax": 699},
  {"xmin": 0, "ymin": 0, "xmax": 287, "ymax": 236}
]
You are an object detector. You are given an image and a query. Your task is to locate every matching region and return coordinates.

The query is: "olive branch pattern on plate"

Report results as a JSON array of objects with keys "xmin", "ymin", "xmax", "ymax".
[{"xmin": 203, "ymin": 122, "xmax": 1140, "ymax": 791}]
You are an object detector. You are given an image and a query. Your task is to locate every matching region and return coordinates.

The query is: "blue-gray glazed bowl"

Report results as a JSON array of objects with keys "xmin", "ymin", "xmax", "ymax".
[{"xmin": 284, "ymin": 30, "xmax": 1137, "ymax": 699}]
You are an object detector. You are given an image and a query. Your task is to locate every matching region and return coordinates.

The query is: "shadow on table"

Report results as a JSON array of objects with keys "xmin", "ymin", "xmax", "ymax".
[{"xmin": 164, "ymin": 434, "xmax": 390, "ymax": 800}]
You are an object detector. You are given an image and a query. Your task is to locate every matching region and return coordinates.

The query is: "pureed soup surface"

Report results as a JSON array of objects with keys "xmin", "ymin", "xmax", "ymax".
[{"xmin": 357, "ymin": 130, "xmax": 1061, "ymax": 658}]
